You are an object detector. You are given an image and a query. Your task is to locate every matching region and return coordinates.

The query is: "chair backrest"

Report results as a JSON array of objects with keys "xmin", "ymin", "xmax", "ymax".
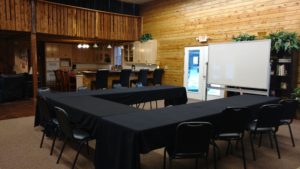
[
  {"xmin": 54, "ymin": 106, "xmax": 74, "ymax": 139},
  {"xmin": 138, "ymin": 69, "xmax": 149, "ymax": 86},
  {"xmin": 62, "ymin": 71, "xmax": 70, "ymax": 91},
  {"xmin": 173, "ymin": 122, "xmax": 213, "ymax": 156},
  {"xmin": 54, "ymin": 70, "xmax": 64, "ymax": 91},
  {"xmin": 37, "ymin": 96, "xmax": 53, "ymax": 125},
  {"xmin": 119, "ymin": 69, "xmax": 132, "ymax": 87},
  {"xmin": 153, "ymin": 69, "xmax": 164, "ymax": 85},
  {"xmin": 96, "ymin": 69, "xmax": 109, "ymax": 89},
  {"xmin": 256, "ymin": 104, "xmax": 283, "ymax": 128},
  {"xmin": 279, "ymin": 99, "xmax": 298, "ymax": 120},
  {"xmin": 217, "ymin": 107, "xmax": 251, "ymax": 134}
]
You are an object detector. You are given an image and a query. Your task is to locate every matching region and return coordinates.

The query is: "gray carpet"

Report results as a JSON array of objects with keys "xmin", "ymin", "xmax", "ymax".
[{"xmin": 1, "ymin": 113, "xmax": 300, "ymax": 169}]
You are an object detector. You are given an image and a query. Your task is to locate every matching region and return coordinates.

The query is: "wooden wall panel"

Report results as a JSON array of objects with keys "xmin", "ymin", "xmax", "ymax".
[
  {"xmin": 36, "ymin": 0, "xmax": 141, "ymax": 41},
  {"xmin": 140, "ymin": 0, "xmax": 300, "ymax": 86},
  {"xmin": 0, "ymin": 0, "xmax": 31, "ymax": 32}
]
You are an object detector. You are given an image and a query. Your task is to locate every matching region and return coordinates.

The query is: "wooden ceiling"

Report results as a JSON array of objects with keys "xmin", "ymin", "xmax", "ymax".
[{"xmin": 117, "ymin": 0, "xmax": 155, "ymax": 4}]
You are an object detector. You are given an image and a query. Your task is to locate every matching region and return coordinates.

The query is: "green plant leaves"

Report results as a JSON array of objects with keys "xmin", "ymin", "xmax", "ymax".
[
  {"xmin": 140, "ymin": 33, "xmax": 153, "ymax": 42},
  {"xmin": 232, "ymin": 33, "xmax": 256, "ymax": 41},
  {"xmin": 266, "ymin": 31, "xmax": 300, "ymax": 55}
]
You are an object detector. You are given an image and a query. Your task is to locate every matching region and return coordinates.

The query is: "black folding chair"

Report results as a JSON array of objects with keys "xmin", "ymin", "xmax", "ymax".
[
  {"xmin": 279, "ymin": 99, "xmax": 298, "ymax": 147},
  {"xmin": 163, "ymin": 122, "xmax": 217, "ymax": 169},
  {"xmin": 248, "ymin": 104, "xmax": 283, "ymax": 160},
  {"xmin": 38, "ymin": 96, "xmax": 59, "ymax": 156},
  {"xmin": 112, "ymin": 69, "xmax": 132, "ymax": 88},
  {"xmin": 215, "ymin": 107, "xmax": 251, "ymax": 169},
  {"xmin": 54, "ymin": 106, "xmax": 92, "ymax": 169}
]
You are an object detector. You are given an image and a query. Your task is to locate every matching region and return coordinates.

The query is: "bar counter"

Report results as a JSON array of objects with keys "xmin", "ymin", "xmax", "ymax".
[{"xmin": 79, "ymin": 70, "xmax": 154, "ymax": 89}]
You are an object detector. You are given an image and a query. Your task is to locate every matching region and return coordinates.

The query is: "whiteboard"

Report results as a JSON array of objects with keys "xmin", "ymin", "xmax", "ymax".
[{"xmin": 207, "ymin": 40, "xmax": 271, "ymax": 89}]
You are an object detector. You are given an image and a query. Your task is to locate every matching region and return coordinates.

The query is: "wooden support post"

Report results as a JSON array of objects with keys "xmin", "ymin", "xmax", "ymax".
[{"xmin": 31, "ymin": 0, "xmax": 38, "ymax": 100}]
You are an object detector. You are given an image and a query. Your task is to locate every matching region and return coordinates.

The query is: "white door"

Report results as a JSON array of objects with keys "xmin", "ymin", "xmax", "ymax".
[{"xmin": 184, "ymin": 46, "xmax": 208, "ymax": 100}]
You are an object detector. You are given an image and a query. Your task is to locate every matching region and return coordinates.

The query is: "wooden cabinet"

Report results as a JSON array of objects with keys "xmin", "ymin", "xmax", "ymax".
[
  {"xmin": 123, "ymin": 44, "xmax": 134, "ymax": 63},
  {"xmin": 270, "ymin": 52, "xmax": 298, "ymax": 98},
  {"xmin": 45, "ymin": 43, "xmax": 113, "ymax": 64},
  {"xmin": 133, "ymin": 40, "xmax": 157, "ymax": 64}
]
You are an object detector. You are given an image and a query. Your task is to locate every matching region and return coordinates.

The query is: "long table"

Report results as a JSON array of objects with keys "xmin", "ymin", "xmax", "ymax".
[
  {"xmin": 95, "ymin": 95, "xmax": 279, "ymax": 169},
  {"xmin": 35, "ymin": 86, "xmax": 278, "ymax": 169},
  {"xmin": 35, "ymin": 85, "xmax": 187, "ymax": 134}
]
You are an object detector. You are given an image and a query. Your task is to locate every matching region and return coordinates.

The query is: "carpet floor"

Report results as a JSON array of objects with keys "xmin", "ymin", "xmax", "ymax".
[{"xmin": 0, "ymin": 100, "xmax": 300, "ymax": 169}]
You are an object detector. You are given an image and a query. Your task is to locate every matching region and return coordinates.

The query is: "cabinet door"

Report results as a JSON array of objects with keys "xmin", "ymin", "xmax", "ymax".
[
  {"xmin": 133, "ymin": 42, "xmax": 141, "ymax": 63},
  {"xmin": 145, "ymin": 40, "xmax": 157, "ymax": 64}
]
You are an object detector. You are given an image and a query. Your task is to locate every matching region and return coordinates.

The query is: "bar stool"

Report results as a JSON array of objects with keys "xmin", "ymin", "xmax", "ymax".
[
  {"xmin": 148, "ymin": 69, "xmax": 164, "ymax": 108},
  {"xmin": 112, "ymin": 69, "xmax": 132, "ymax": 88},
  {"xmin": 131, "ymin": 69, "xmax": 149, "ymax": 87},
  {"xmin": 92, "ymin": 69, "xmax": 109, "ymax": 89},
  {"xmin": 149, "ymin": 68, "xmax": 164, "ymax": 86}
]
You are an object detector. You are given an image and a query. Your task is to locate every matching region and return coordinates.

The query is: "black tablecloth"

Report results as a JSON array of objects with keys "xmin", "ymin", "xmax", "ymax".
[
  {"xmin": 95, "ymin": 95, "xmax": 279, "ymax": 169},
  {"xmin": 34, "ymin": 85, "xmax": 187, "ymax": 134}
]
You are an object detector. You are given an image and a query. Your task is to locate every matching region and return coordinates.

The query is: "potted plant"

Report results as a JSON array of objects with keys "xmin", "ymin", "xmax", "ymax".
[
  {"xmin": 266, "ymin": 31, "xmax": 300, "ymax": 57},
  {"xmin": 232, "ymin": 33, "xmax": 256, "ymax": 41},
  {"xmin": 139, "ymin": 33, "xmax": 153, "ymax": 43}
]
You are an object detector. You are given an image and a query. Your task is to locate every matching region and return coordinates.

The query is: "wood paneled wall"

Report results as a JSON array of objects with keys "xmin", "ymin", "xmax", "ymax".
[
  {"xmin": 36, "ymin": 0, "xmax": 141, "ymax": 41},
  {"xmin": 0, "ymin": 0, "xmax": 31, "ymax": 32},
  {"xmin": 140, "ymin": 0, "xmax": 300, "ymax": 86}
]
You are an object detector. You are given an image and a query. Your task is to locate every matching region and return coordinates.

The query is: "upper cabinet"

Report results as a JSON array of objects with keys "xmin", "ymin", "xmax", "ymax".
[
  {"xmin": 133, "ymin": 40, "xmax": 157, "ymax": 64},
  {"xmin": 123, "ymin": 44, "xmax": 134, "ymax": 63}
]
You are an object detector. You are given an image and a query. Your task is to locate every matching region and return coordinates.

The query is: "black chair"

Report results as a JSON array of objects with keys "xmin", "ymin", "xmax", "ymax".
[
  {"xmin": 150, "ymin": 68, "xmax": 164, "ymax": 86},
  {"xmin": 131, "ymin": 69, "xmax": 149, "ymax": 87},
  {"xmin": 279, "ymin": 99, "xmax": 298, "ymax": 147},
  {"xmin": 54, "ymin": 106, "xmax": 92, "ymax": 169},
  {"xmin": 248, "ymin": 104, "xmax": 283, "ymax": 160},
  {"xmin": 215, "ymin": 107, "xmax": 251, "ymax": 169},
  {"xmin": 163, "ymin": 122, "xmax": 217, "ymax": 169},
  {"xmin": 38, "ymin": 96, "xmax": 59, "ymax": 156},
  {"xmin": 112, "ymin": 69, "xmax": 132, "ymax": 88},
  {"xmin": 94, "ymin": 69, "xmax": 109, "ymax": 89}
]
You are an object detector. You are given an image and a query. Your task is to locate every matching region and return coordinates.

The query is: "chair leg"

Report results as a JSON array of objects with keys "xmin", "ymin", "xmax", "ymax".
[
  {"xmin": 287, "ymin": 124, "xmax": 296, "ymax": 147},
  {"xmin": 169, "ymin": 157, "xmax": 172, "ymax": 169},
  {"xmin": 249, "ymin": 133, "xmax": 256, "ymax": 161},
  {"xmin": 195, "ymin": 158, "xmax": 199, "ymax": 169},
  {"xmin": 272, "ymin": 131, "xmax": 281, "ymax": 159},
  {"xmin": 86, "ymin": 141, "xmax": 90, "ymax": 155},
  {"xmin": 225, "ymin": 141, "xmax": 231, "ymax": 156},
  {"xmin": 155, "ymin": 100, "xmax": 158, "ymax": 109},
  {"xmin": 150, "ymin": 101, "xmax": 153, "ymax": 110},
  {"xmin": 57, "ymin": 139, "xmax": 67, "ymax": 164},
  {"xmin": 40, "ymin": 131, "xmax": 46, "ymax": 148},
  {"xmin": 258, "ymin": 133, "xmax": 263, "ymax": 147},
  {"xmin": 213, "ymin": 143, "xmax": 217, "ymax": 169},
  {"xmin": 50, "ymin": 128, "xmax": 58, "ymax": 155},
  {"xmin": 163, "ymin": 148, "xmax": 167, "ymax": 169},
  {"xmin": 142, "ymin": 102, "xmax": 146, "ymax": 109},
  {"xmin": 241, "ymin": 139, "xmax": 247, "ymax": 169},
  {"xmin": 71, "ymin": 141, "xmax": 84, "ymax": 169},
  {"xmin": 268, "ymin": 132, "xmax": 273, "ymax": 149}
]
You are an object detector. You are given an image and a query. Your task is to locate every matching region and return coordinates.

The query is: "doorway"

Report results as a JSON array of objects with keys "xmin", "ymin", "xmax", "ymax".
[{"xmin": 184, "ymin": 46, "xmax": 208, "ymax": 100}]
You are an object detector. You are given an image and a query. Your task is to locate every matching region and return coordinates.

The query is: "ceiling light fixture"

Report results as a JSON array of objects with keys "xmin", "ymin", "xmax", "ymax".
[{"xmin": 93, "ymin": 43, "xmax": 99, "ymax": 48}]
